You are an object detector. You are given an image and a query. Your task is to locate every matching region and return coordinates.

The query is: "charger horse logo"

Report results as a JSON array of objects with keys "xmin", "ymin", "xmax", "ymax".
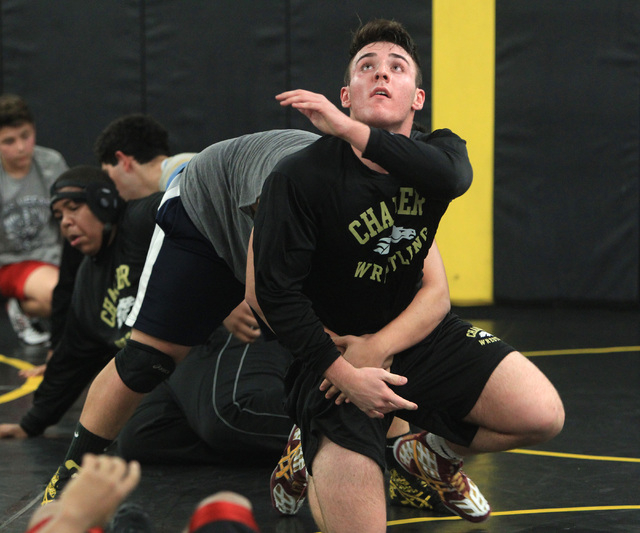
[{"xmin": 374, "ymin": 226, "xmax": 416, "ymax": 255}]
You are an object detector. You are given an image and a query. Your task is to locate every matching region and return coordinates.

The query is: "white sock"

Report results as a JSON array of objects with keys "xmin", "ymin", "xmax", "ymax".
[{"xmin": 426, "ymin": 433, "xmax": 463, "ymax": 462}]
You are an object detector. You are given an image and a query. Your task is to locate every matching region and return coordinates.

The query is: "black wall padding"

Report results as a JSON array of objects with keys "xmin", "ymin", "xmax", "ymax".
[
  {"xmin": 1, "ymin": 1, "xmax": 142, "ymax": 168},
  {"xmin": 4, "ymin": 1, "xmax": 639, "ymax": 304},
  {"xmin": 494, "ymin": 1, "xmax": 640, "ymax": 304},
  {"xmin": 0, "ymin": 0, "xmax": 430, "ymax": 165}
]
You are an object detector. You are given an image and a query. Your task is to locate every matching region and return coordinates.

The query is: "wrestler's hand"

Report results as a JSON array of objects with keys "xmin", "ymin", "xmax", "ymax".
[
  {"xmin": 223, "ymin": 301, "xmax": 261, "ymax": 344},
  {"xmin": 334, "ymin": 333, "xmax": 392, "ymax": 369},
  {"xmin": 276, "ymin": 90, "xmax": 353, "ymax": 138},
  {"xmin": 0, "ymin": 423, "xmax": 28, "ymax": 439},
  {"xmin": 321, "ymin": 334, "xmax": 393, "ymax": 403},
  {"xmin": 322, "ymin": 357, "xmax": 417, "ymax": 418}
]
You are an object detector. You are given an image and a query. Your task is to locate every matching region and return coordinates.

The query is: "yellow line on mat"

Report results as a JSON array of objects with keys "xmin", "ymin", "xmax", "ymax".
[
  {"xmin": 384, "ymin": 505, "xmax": 640, "ymax": 526},
  {"xmin": 0, "ymin": 354, "xmax": 42, "ymax": 403},
  {"xmin": 506, "ymin": 448, "xmax": 640, "ymax": 463},
  {"xmin": 524, "ymin": 346, "xmax": 640, "ymax": 357}
]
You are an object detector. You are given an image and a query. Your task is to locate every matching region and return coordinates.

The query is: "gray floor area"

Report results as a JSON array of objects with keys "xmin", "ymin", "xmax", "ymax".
[{"xmin": 1, "ymin": 304, "xmax": 639, "ymax": 532}]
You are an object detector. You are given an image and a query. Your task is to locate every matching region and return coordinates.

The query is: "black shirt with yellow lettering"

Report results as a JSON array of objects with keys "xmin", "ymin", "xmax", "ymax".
[
  {"xmin": 253, "ymin": 128, "xmax": 472, "ymax": 378},
  {"xmin": 21, "ymin": 192, "xmax": 162, "ymax": 436}
]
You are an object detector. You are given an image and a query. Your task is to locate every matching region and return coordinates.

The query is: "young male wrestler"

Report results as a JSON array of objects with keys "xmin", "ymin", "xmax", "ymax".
[
  {"xmin": 247, "ymin": 19, "xmax": 564, "ymax": 532},
  {"xmin": 0, "ymin": 94, "xmax": 69, "ymax": 344},
  {"xmin": 93, "ymin": 113, "xmax": 257, "ymax": 344},
  {"xmin": 94, "ymin": 113, "xmax": 196, "ymax": 200}
]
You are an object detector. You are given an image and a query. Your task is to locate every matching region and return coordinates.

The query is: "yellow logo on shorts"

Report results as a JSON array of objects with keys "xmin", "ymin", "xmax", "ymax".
[{"xmin": 466, "ymin": 326, "xmax": 501, "ymax": 345}]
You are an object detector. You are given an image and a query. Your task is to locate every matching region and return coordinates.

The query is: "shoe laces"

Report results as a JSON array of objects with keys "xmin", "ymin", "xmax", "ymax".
[
  {"xmin": 390, "ymin": 469, "xmax": 435, "ymax": 502},
  {"xmin": 426, "ymin": 467, "xmax": 468, "ymax": 496},
  {"xmin": 447, "ymin": 469, "xmax": 467, "ymax": 494},
  {"xmin": 275, "ymin": 442, "xmax": 306, "ymax": 491}
]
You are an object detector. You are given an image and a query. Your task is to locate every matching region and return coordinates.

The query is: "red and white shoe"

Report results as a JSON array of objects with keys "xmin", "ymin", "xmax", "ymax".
[
  {"xmin": 393, "ymin": 431, "xmax": 491, "ymax": 522},
  {"xmin": 270, "ymin": 425, "xmax": 308, "ymax": 515}
]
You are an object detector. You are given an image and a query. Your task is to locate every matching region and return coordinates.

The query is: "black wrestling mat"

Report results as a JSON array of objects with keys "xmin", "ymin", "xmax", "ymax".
[{"xmin": 2, "ymin": 304, "xmax": 639, "ymax": 532}]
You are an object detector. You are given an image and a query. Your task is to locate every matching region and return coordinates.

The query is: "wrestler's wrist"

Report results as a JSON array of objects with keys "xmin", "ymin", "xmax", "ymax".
[{"xmin": 323, "ymin": 355, "xmax": 354, "ymax": 386}]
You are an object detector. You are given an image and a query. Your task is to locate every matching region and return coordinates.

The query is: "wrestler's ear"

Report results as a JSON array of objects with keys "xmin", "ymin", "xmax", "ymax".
[
  {"xmin": 340, "ymin": 86, "xmax": 351, "ymax": 109},
  {"xmin": 115, "ymin": 151, "xmax": 135, "ymax": 171},
  {"xmin": 411, "ymin": 88, "xmax": 425, "ymax": 111}
]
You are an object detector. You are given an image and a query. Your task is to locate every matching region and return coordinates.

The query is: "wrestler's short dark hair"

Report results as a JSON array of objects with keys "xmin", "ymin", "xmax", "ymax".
[
  {"xmin": 94, "ymin": 114, "xmax": 170, "ymax": 165},
  {"xmin": 344, "ymin": 19, "xmax": 422, "ymax": 87},
  {"xmin": 0, "ymin": 94, "xmax": 34, "ymax": 129}
]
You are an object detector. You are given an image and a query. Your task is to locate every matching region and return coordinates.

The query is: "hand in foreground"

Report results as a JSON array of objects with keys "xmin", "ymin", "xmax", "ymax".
[
  {"xmin": 0, "ymin": 423, "xmax": 28, "ymax": 439},
  {"xmin": 222, "ymin": 300, "xmax": 261, "ymax": 344},
  {"xmin": 37, "ymin": 454, "xmax": 141, "ymax": 532}
]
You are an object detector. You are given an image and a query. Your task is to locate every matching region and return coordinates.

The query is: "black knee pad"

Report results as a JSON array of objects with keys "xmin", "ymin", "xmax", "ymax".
[{"xmin": 115, "ymin": 339, "xmax": 176, "ymax": 393}]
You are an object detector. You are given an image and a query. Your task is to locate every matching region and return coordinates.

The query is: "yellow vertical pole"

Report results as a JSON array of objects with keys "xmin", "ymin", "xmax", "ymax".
[{"xmin": 432, "ymin": 0, "xmax": 495, "ymax": 304}]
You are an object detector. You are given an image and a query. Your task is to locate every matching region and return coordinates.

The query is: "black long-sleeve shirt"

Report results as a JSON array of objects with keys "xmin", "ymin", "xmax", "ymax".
[
  {"xmin": 20, "ymin": 193, "xmax": 162, "ymax": 436},
  {"xmin": 253, "ymin": 127, "xmax": 472, "ymax": 378},
  {"xmin": 49, "ymin": 240, "xmax": 84, "ymax": 351}
]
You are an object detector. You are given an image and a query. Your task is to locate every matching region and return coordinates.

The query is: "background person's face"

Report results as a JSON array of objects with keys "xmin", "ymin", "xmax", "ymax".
[
  {"xmin": 52, "ymin": 191, "xmax": 105, "ymax": 256},
  {"xmin": 0, "ymin": 123, "xmax": 36, "ymax": 174}
]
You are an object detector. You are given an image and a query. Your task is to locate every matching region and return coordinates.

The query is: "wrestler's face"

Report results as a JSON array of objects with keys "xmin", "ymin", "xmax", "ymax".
[
  {"xmin": 51, "ymin": 189, "xmax": 104, "ymax": 256},
  {"xmin": 0, "ymin": 122, "xmax": 36, "ymax": 176},
  {"xmin": 341, "ymin": 42, "xmax": 425, "ymax": 135}
]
